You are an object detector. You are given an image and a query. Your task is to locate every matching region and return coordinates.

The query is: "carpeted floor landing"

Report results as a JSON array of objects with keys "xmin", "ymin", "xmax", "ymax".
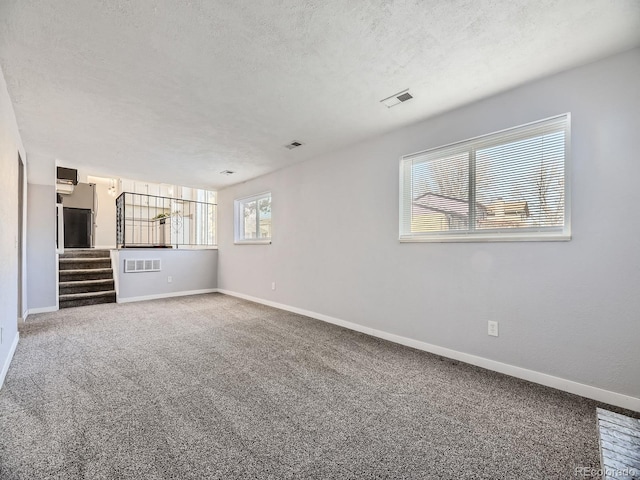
[{"xmin": 0, "ymin": 293, "xmax": 615, "ymax": 479}]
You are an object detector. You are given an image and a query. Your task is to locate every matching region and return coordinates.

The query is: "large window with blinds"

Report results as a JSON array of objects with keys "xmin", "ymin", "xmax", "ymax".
[{"xmin": 400, "ymin": 114, "xmax": 570, "ymax": 242}]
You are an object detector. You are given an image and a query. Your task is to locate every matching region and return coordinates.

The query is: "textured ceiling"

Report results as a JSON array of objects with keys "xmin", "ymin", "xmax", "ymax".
[{"xmin": 1, "ymin": 1, "xmax": 639, "ymax": 189}]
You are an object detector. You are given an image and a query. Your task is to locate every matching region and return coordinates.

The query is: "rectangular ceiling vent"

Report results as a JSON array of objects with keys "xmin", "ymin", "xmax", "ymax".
[
  {"xmin": 285, "ymin": 141, "xmax": 303, "ymax": 150},
  {"xmin": 380, "ymin": 89, "xmax": 413, "ymax": 108},
  {"xmin": 124, "ymin": 258, "xmax": 161, "ymax": 273}
]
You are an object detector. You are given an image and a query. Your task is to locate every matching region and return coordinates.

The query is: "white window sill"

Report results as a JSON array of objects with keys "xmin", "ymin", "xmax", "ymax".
[
  {"xmin": 399, "ymin": 233, "xmax": 571, "ymax": 243},
  {"xmin": 234, "ymin": 240, "xmax": 272, "ymax": 245}
]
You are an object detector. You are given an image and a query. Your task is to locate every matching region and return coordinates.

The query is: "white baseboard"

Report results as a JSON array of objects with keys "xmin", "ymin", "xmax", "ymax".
[
  {"xmin": 0, "ymin": 332, "xmax": 19, "ymax": 390},
  {"xmin": 26, "ymin": 306, "xmax": 59, "ymax": 317},
  {"xmin": 117, "ymin": 288, "xmax": 218, "ymax": 304},
  {"xmin": 217, "ymin": 289, "xmax": 640, "ymax": 413}
]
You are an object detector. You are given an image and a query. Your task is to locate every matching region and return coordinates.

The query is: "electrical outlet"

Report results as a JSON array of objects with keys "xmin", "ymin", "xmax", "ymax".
[
  {"xmin": 167, "ymin": 276, "xmax": 172, "ymax": 283},
  {"xmin": 271, "ymin": 282, "xmax": 276, "ymax": 291},
  {"xmin": 488, "ymin": 321, "xmax": 499, "ymax": 337}
]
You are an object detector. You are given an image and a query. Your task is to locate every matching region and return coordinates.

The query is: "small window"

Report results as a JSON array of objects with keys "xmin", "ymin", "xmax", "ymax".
[
  {"xmin": 400, "ymin": 114, "xmax": 571, "ymax": 242},
  {"xmin": 234, "ymin": 192, "xmax": 272, "ymax": 244}
]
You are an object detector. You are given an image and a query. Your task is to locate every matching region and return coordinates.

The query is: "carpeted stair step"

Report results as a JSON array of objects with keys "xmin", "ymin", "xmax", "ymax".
[
  {"xmin": 59, "ymin": 268, "xmax": 114, "ymax": 282},
  {"xmin": 59, "ymin": 279, "xmax": 115, "ymax": 295},
  {"xmin": 58, "ymin": 249, "xmax": 116, "ymax": 308},
  {"xmin": 59, "ymin": 290, "xmax": 116, "ymax": 309},
  {"xmin": 59, "ymin": 257, "xmax": 112, "ymax": 270},
  {"xmin": 59, "ymin": 249, "xmax": 111, "ymax": 259}
]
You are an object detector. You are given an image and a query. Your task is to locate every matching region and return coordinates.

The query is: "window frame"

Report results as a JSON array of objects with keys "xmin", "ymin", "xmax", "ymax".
[
  {"xmin": 399, "ymin": 114, "xmax": 572, "ymax": 243},
  {"xmin": 234, "ymin": 191, "xmax": 272, "ymax": 245}
]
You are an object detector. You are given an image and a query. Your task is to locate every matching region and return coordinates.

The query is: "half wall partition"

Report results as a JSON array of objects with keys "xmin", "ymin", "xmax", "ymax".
[{"xmin": 116, "ymin": 192, "xmax": 216, "ymax": 248}]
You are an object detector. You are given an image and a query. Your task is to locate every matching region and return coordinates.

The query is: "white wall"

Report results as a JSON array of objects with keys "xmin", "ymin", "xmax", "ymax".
[
  {"xmin": 90, "ymin": 177, "xmax": 117, "ymax": 248},
  {"xmin": 26, "ymin": 184, "xmax": 58, "ymax": 311},
  {"xmin": 0, "ymin": 64, "xmax": 26, "ymax": 387},
  {"xmin": 26, "ymin": 151, "xmax": 55, "ymax": 186},
  {"xmin": 114, "ymin": 249, "xmax": 217, "ymax": 302},
  {"xmin": 218, "ymin": 49, "xmax": 640, "ymax": 407}
]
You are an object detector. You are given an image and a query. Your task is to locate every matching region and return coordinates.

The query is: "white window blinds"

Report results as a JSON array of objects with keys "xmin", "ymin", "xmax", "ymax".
[{"xmin": 400, "ymin": 114, "xmax": 570, "ymax": 242}]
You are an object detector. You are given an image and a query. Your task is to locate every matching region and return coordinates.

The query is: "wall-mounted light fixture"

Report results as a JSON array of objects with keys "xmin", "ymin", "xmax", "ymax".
[{"xmin": 108, "ymin": 179, "xmax": 117, "ymax": 197}]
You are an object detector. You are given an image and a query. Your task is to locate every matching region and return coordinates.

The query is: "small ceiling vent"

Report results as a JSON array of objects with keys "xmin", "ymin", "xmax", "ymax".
[
  {"xmin": 380, "ymin": 89, "xmax": 413, "ymax": 108},
  {"xmin": 220, "ymin": 170, "xmax": 235, "ymax": 175},
  {"xmin": 285, "ymin": 141, "xmax": 303, "ymax": 150}
]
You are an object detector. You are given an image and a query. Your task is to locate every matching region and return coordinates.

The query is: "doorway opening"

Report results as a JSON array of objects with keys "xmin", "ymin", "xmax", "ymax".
[{"xmin": 17, "ymin": 152, "xmax": 24, "ymax": 321}]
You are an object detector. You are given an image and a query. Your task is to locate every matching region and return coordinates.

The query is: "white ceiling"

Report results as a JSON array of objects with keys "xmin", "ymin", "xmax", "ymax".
[{"xmin": 1, "ymin": 1, "xmax": 639, "ymax": 189}]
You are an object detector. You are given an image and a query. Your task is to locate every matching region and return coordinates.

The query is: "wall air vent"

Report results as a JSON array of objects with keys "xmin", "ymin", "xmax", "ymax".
[
  {"xmin": 380, "ymin": 89, "xmax": 413, "ymax": 108},
  {"xmin": 220, "ymin": 170, "xmax": 235, "ymax": 175},
  {"xmin": 285, "ymin": 141, "xmax": 303, "ymax": 150},
  {"xmin": 124, "ymin": 259, "xmax": 161, "ymax": 273}
]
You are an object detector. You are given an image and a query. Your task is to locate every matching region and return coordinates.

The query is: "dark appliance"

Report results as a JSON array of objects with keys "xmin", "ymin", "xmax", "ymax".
[
  {"xmin": 56, "ymin": 167, "xmax": 78, "ymax": 185},
  {"xmin": 64, "ymin": 207, "xmax": 92, "ymax": 248},
  {"xmin": 62, "ymin": 182, "xmax": 96, "ymax": 248}
]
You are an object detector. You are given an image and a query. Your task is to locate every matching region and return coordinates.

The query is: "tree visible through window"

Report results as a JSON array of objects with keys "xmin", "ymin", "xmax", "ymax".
[
  {"xmin": 400, "ymin": 115, "xmax": 570, "ymax": 241},
  {"xmin": 235, "ymin": 192, "xmax": 272, "ymax": 243}
]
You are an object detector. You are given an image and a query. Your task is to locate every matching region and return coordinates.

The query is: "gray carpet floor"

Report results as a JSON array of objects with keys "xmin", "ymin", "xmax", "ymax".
[{"xmin": 0, "ymin": 293, "xmax": 618, "ymax": 479}]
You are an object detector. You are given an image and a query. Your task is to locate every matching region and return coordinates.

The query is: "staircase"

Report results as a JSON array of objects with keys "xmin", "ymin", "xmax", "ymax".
[{"xmin": 59, "ymin": 249, "xmax": 116, "ymax": 308}]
